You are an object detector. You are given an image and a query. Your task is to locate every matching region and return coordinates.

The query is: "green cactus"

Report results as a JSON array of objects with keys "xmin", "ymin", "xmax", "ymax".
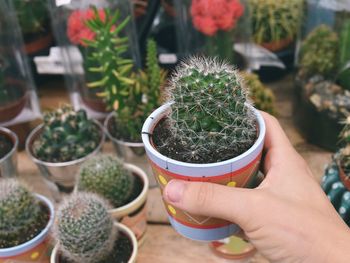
[
  {"xmin": 53, "ymin": 192, "xmax": 117, "ymax": 263},
  {"xmin": 77, "ymin": 154, "xmax": 134, "ymax": 208},
  {"xmin": 0, "ymin": 179, "xmax": 44, "ymax": 248},
  {"xmin": 241, "ymin": 72, "xmax": 276, "ymax": 115},
  {"xmin": 32, "ymin": 105, "xmax": 101, "ymax": 163},
  {"xmin": 299, "ymin": 25, "xmax": 339, "ymax": 78},
  {"xmin": 155, "ymin": 57, "xmax": 257, "ymax": 164},
  {"xmin": 338, "ymin": 19, "xmax": 350, "ymax": 90},
  {"xmin": 248, "ymin": 0, "xmax": 304, "ymax": 47}
]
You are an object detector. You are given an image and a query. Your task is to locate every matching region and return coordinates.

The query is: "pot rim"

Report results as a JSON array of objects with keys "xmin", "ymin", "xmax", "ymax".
[
  {"xmin": 0, "ymin": 127, "xmax": 18, "ymax": 164},
  {"xmin": 25, "ymin": 119, "xmax": 105, "ymax": 167},
  {"xmin": 50, "ymin": 222, "xmax": 138, "ymax": 263},
  {"xmin": 0, "ymin": 194, "xmax": 55, "ymax": 258},
  {"xmin": 141, "ymin": 102, "xmax": 266, "ymax": 168},
  {"xmin": 104, "ymin": 111, "xmax": 144, "ymax": 147}
]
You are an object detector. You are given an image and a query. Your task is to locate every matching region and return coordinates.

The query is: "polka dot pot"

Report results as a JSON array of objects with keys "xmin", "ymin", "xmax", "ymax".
[{"xmin": 142, "ymin": 103, "xmax": 266, "ymax": 241}]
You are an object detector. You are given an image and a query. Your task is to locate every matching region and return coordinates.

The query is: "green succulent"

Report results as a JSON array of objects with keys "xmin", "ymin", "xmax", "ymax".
[
  {"xmin": 53, "ymin": 192, "xmax": 117, "ymax": 263},
  {"xmin": 32, "ymin": 105, "xmax": 101, "ymax": 163},
  {"xmin": 299, "ymin": 25, "xmax": 339, "ymax": 78},
  {"xmin": 338, "ymin": 19, "xmax": 350, "ymax": 90},
  {"xmin": 77, "ymin": 154, "xmax": 134, "ymax": 208},
  {"xmin": 249, "ymin": 0, "xmax": 304, "ymax": 46},
  {"xmin": 156, "ymin": 57, "xmax": 257, "ymax": 164},
  {"xmin": 0, "ymin": 179, "xmax": 42, "ymax": 248},
  {"xmin": 241, "ymin": 72, "xmax": 276, "ymax": 115}
]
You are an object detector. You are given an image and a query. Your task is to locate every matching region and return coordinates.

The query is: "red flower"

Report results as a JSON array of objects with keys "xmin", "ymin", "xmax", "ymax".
[
  {"xmin": 67, "ymin": 9, "xmax": 107, "ymax": 46},
  {"xmin": 191, "ymin": 0, "xmax": 244, "ymax": 36}
]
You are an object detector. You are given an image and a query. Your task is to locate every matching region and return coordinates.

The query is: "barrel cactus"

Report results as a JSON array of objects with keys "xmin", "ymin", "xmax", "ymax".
[
  {"xmin": 32, "ymin": 105, "xmax": 101, "ymax": 162},
  {"xmin": 77, "ymin": 155, "xmax": 134, "ymax": 208},
  {"xmin": 155, "ymin": 56, "xmax": 257, "ymax": 163},
  {"xmin": 53, "ymin": 192, "xmax": 117, "ymax": 263},
  {"xmin": 0, "ymin": 179, "xmax": 43, "ymax": 248}
]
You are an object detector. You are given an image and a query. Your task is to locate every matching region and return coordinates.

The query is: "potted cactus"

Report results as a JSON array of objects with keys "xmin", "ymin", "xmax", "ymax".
[
  {"xmin": 0, "ymin": 178, "xmax": 54, "ymax": 261},
  {"xmin": 51, "ymin": 192, "xmax": 137, "ymax": 263},
  {"xmin": 142, "ymin": 57, "xmax": 266, "ymax": 241},
  {"xmin": 76, "ymin": 154, "xmax": 149, "ymax": 241},
  {"xmin": 25, "ymin": 105, "xmax": 105, "ymax": 192},
  {"xmin": 0, "ymin": 127, "xmax": 18, "ymax": 178}
]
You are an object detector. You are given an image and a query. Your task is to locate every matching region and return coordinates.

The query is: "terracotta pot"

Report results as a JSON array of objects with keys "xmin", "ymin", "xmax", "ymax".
[
  {"xmin": 24, "ymin": 33, "xmax": 53, "ymax": 55},
  {"xmin": 260, "ymin": 37, "xmax": 293, "ymax": 52},
  {"xmin": 80, "ymin": 93, "xmax": 109, "ymax": 114},
  {"xmin": 50, "ymin": 222, "xmax": 138, "ymax": 263},
  {"xmin": 161, "ymin": 0, "xmax": 176, "ymax": 17},
  {"xmin": 142, "ymin": 103, "xmax": 266, "ymax": 241},
  {"xmin": 0, "ymin": 194, "xmax": 55, "ymax": 263},
  {"xmin": 0, "ymin": 127, "xmax": 18, "ymax": 178}
]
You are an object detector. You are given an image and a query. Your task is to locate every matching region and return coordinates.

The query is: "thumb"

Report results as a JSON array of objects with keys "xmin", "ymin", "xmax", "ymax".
[{"xmin": 163, "ymin": 180, "xmax": 259, "ymax": 228}]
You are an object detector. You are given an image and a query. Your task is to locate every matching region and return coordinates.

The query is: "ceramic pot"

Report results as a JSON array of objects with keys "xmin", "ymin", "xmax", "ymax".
[
  {"xmin": 25, "ymin": 120, "xmax": 105, "ymax": 192},
  {"xmin": 50, "ymin": 222, "xmax": 138, "ymax": 263},
  {"xmin": 0, "ymin": 194, "xmax": 55, "ymax": 263},
  {"xmin": 142, "ymin": 103, "xmax": 266, "ymax": 241},
  {"xmin": 0, "ymin": 127, "xmax": 18, "ymax": 178}
]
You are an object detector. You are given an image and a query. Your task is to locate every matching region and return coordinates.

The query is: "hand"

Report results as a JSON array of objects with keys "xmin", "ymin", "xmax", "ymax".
[{"xmin": 163, "ymin": 112, "xmax": 350, "ymax": 263}]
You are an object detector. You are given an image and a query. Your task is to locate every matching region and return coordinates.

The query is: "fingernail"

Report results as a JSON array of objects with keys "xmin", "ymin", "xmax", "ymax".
[{"xmin": 165, "ymin": 180, "xmax": 185, "ymax": 203}]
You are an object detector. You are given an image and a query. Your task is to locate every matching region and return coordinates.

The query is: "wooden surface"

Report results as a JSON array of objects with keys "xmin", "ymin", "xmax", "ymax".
[{"xmin": 15, "ymin": 75, "xmax": 332, "ymax": 262}]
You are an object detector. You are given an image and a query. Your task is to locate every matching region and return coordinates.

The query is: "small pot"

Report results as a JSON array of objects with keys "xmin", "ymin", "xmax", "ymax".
[
  {"xmin": 24, "ymin": 32, "xmax": 54, "ymax": 56},
  {"xmin": 0, "ymin": 127, "xmax": 18, "ymax": 178},
  {"xmin": 260, "ymin": 37, "xmax": 293, "ymax": 52},
  {"xmin": 25, "ymin": 120, "xmax": 105, "ymax": 193},
  {"xmin": 0, "ymin": 194, "xmax": 55, "ymax": 262},
  {"xmin": 142, "ymin": 103, "xmax": 266, "ymax": 241},
  {"xmin": 50, "ymin": 222, "xmax": 138, "ymax": 263},
  {"xmin": 104, "ymin": 112, "xmax": 156, "ymax": 187}
]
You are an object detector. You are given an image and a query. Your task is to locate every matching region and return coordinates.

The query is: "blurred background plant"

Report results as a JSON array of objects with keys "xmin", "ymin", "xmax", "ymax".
[{"xmin": 338, "ymin": 19, "xmax": 350, "ymax": 90}]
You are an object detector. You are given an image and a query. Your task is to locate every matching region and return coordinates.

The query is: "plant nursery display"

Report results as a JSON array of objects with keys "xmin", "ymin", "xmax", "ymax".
[
  {"xmin": 51, "ymin": 192, "xmax": 137, "ymax": 263},
  {"xmin": 142, "ymin": 56, "xmax": 266, "ymax": 241},
  {"xmin": 0, "ymin": 127, "xmax": 18, "ymax": 178},
  {"xmin": 26, "ymin": 105, "xmax": 105, "ymax": 192},
  {"xmin": 0, "ymin": 179, "xmax": 54, "ymax": 261},
  {"xmin": 77, "ymin": 154, "xmax": 149, "ymax": 240}
]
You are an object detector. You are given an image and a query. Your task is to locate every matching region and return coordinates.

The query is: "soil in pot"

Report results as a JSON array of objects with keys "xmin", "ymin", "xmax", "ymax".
[
  {"xmin": 0, "ymin": 202, "xmax": 49, "ymax": 248},
  {"xmin": 123, "ymin": 173, "xmax": 143, "ymax": 208},
  {"xmin": 58, "ymin": 232, "xmax": 133, "ymax": 263},
  {"xmin": 0, "ymin": 133, "xmax": 13, "ymax": 159}
]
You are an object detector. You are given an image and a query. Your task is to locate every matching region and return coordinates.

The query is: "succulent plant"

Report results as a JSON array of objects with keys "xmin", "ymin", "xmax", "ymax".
[
  {"xmin": 77, "ymin": 154, "xmax": 134, "ymax": 208},
  {"xmin": 53, "ymin": 192, "xmax": 117, "ymax": 263},
  {"xmin": 32, "ymin": 105, "xmax": 101, "ymax": 163},
  {"xmin": 0, "ymin": 179, "xmax": 43, "ymax": 248},
  {"xmin": 241, "ymin": 72, "xmax": 276, "ymax": 115},
  {"xmin": 299, "ymin": 25, "xmax": 339, "ymax": 78},
  {"xmin": 155, "ymin": 56, "xmax": 257, "ymax": 164},
  {"xmin": 338, "ymin": 19, "xmax": 350, "ymax": 90},
  {"xmin": 248, "ymin": 0, "xmax": 304, "ymax": 47}
]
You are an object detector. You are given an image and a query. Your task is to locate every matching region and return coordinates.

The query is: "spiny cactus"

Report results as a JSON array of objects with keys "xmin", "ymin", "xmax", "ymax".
[
  {"xmin": 77, "ymin": 154, "xmax": 134, "ymax": 208},
  {"xmin": 53, "ymin": 192, "xmax": 117, "ymax": 263},
  {"xmin": 32, "ymin": 105, "xmax": 101, "ymax": 162},
  {"xmin": 338, "ymin": 19, "xmax": 350, "ymax": 90},
  {"xmin": 156, "ymin": 57, "xmax": 257, "ymax": 163},
  {"xmin": 241, "ymin": 72, "xmax": 276, "ymax": 115},
  {"xmin": 299, "ymin": 25, "xmax": 338, "ymax": 78},
  {"xmin": 0, "ymin": 179, "xmax": 43, "ymax": 248}
]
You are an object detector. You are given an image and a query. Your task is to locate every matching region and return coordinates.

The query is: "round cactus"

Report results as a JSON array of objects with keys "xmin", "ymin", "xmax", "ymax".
[
  {"xmin": 0, "ymin": 179, "xmax": 42, "ymax": 248},
  {"xmin": 54, "ymin": 192, "xmax": 117, "ymax": 263},
  {"xmin": 156, "ymin": 56, "xmax": 257, "ymax": 163},
  {"xmin": 77, "ymin": 155, "xmax": 134, "ymax": 208}
]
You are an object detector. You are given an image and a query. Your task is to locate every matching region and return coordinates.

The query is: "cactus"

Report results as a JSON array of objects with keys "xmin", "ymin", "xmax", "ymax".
[
  {"xmin": 53, "ymin": 192, "xmax": 117, "ymax": 263},
  {"xmin": 77, "ymin": 155, "xmax": 134, "ymax": 208},
  {"xmin": 241, "ymin": 72, "xmax": 276, "ymax": 115},
  {"xmin": 299, "ymin": 25, "xmax": 339, "ymax": 78},
  {"xmin": 0, "ymin": 179, "xmax": 44, "ymax": 248},
  {"xmin": 338, "ymin": 19, "xmax": 350, "ymax": 90},
  {"xmin": 155, "ymin": 56, "xmax": 257, "ymax": 164},
  {"xmin": 248, "ymin": 0, "xmax": 304, "ymax": 48},
  {"xmin": 32, "ymin": 105, "xmax": 101, "ymax": 163}
]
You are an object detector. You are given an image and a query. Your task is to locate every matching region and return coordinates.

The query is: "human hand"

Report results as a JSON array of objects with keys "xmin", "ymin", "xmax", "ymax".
[{"xmin": 163, "ymin": 112, "xmax": 350, "ymax": 263}]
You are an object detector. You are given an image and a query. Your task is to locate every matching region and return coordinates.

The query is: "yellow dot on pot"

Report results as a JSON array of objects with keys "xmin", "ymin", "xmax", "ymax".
[
  {"xmin": 158, "ymin": 175, "xmax": 167, "ymax": 185},
  {"xmin": 31, "ymin": 252, "xmax": 39, "ymax": 260},
  {"xmin": 168, "ymin": 205, "xmax": 177, "ymax": 215},
  {"xmin": 227, "ymin": 181, "xmax": 237, "ymax": 187}
]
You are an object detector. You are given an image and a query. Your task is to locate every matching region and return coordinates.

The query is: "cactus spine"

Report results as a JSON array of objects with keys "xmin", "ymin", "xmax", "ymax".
[
  {"xmin": 157, "ymin": 56, "xmax": 257, "ymax": 163},
  {"xmin": 53, "ymin": 192, "xmax": 117, "ymax": 263},
  {"xmin": 0, "ymin": 179, "xmax": 42, "ymax": 248},
  {"xmin": 77, "ymin": 154, "xmax": 134, "ymax": 208}
]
